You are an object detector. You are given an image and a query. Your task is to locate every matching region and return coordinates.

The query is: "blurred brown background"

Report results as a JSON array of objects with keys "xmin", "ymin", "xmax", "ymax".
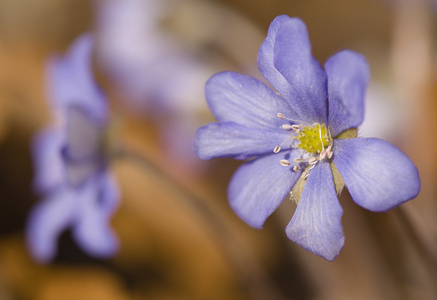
[{"xmin": 0, "ymin": 0, "xmax": 436, "ymax": 299}]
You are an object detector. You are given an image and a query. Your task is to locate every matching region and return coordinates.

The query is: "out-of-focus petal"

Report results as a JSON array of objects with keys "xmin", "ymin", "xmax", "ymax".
[
  {"xmin": 26, "ymin": 189, "xmax": 78, "ymax": 263},
  {"xmin": 65, "ymin": 161, "xmax": 101, "ymax": 188},
  {"xmin": 228, "ymin": 152, "xmax": 301, "ymax": 229},
  {"xmin": 47, "ymin": 34, "xmax": 107, "ymax": 123},
  {"xmin": 206, "ymin": 71, "xmax": 296, "ymax": 129},
  {"xmin": 272, "ymin": 17, "xmax": 327, "ymax": 123},
  {"xmin": 63, "ymin": 106, "xmax": 103, "ymax": 186},
  {"xmin": 286, "ymin": 162, "xmax": 344, "ymax": 261},
  {"xmin": 32, "ymin": 127, "xmax": 65, "ymax": 193},
  {"xmin": 65, "ymin": 106, "xmax": 104, "ymax": 161},
  {"xmin": 97, "ymin": 172, "xmax": 120, "ymax": 215},
  {"xmin": 325, "ymin": 50, "xmax": 370, "ymax": 137},
  {"xmin": 194, "ymin": 122, "xmax": 290, "ymax": 160},
  {"xmin": 73, "ymin": 175, "xmax": 119, "ymax": 258},
  {"xmin": 332, "ymin": 138, "xmax": 420, "ymax": 211}
]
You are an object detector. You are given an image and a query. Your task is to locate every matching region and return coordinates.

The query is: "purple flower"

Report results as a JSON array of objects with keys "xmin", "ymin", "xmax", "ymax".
[
  {"xmin": 27, "ymin": 34, "xmax": 119, "ymax": 263},
  {"xmin": 94, "ymin": 0, "xmax": 216, "ymax": 175},
  {"xmin": 193, "ymin": 15, "xmax": 421, "ymax": 261}
]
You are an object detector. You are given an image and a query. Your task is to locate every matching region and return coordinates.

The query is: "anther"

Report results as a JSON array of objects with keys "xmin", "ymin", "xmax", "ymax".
[
  {"xmin": 301, "ymin": 171, "xmax": 309, "ymax": 179},
  {"xmin": 281, "ymin": 124, "xmax": 294, "ymax": 130},
  {"xmin": 273, "ymin": 145, "xmax": 281, "ymax": 153},
  {"xmin": 291, "ymin": 124, "xmax": 301, "ymax": 131},
  {"xmin": 280, "ymin": 159, "xmax": 291, "ymax": 166},
  {"xmin": 292, "ymin": 165, "xmax": 300, "ymax": 172},
  {"xmin": 319, "ymin": 149, "xmax": 327, "ymax": 161},
  {"xmin": 277, "ymin": 113, "xmax": 286, "ymax": 119},
  {"xmin": 308, "ymin": 157, "xmax": 317, "ymax": 165},
  {"xmin": 326, "ymin": 145, "xmax": 333, "ymax": 159}
]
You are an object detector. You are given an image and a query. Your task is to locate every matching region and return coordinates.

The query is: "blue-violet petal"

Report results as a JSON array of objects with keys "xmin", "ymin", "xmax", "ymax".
[
  {"xmin": 73, "ymin": 174, "xmax": 119, "ymax": 257},
  {"xmin": 257, "ymin": 15, "xmax": 302, "ymax": 121},
  {"xmin": 273, "ymin": 18, "xmax": 328, "ymax": 123},
  {"xmin": 194, "ymin": 122, "xmax": 291, "ymax": 160},
  {"xmin": 325, "ymin": 50, "xmax": 370, "ymax": 137},
  {"xmin": 205, "ymin": 71, "xmax": 294, "ymax": 129},
  {"xmin": 286, "ymin": 162, "xmax": 344, "ymax": 261},
  {"xmin": 228, "ymin": 152, "xmax": 301, "ymax": 229},
  {"xmin": 26, "ymin": 188, "xmax": 78, "ymax": 263},
  {"xmin": 32, "ymin": 127, "xmax": 65, "ymax": 193},
  {"xmin": 332, "ymin": 138, "xmax": 420, "ymax": 212},
  {"xmin": 47, "ymin": 34, "xmax": 107, "ymax": 123}
]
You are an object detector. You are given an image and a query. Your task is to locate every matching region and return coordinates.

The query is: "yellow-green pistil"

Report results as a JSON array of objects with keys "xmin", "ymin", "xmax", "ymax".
[{"xmin": 296, "ymin": 123, "xmax": 330, "ymax": 154}]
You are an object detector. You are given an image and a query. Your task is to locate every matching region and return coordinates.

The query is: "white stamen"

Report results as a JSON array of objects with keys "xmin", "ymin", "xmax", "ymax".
[
  {"xmin": 280, "ymin": 159, "xmax": 291, "ymax": 166},
  {"xmin": 319, "ymin": 149, "xmax": 326, "ymax": 161},
  {"xmin": 291, "ymin": 124, "xmax": 301, "ymax": 131},
  {"xmin": 273, "ymin": 145, "xmax": 281, "ymax": 153},
  {"xmin": 292, "ymin": 165, "xmax": 300, "ymax": 172},
  {"xmin": 326, "ymin": 145, "xmax": 333, "ymax": 159},
  {"xmin": 293, "ymin": 158, "xmax": 305, "ymax": 163},
  {"xmin": 281, "ymin": 124, "xmax": 294, "ymax": 130},
  {"xmin": 275, "ymin": 113, "xmax": 312, "ymax": 126},
  {"xmin": 309, "ymin": 163, "xmax": 317, "ymax": 170},
  {"xmin": 301, "ymin": 171, "xmax": 309, "ymax": 179},
  {"xmin": 308, "ymin": 157, "xmax": 318, "ymax": 165}
]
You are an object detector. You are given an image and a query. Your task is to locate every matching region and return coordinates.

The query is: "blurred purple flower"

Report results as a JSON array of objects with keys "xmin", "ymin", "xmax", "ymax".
[
  {"xmin": 27, "ymin": 34, "xmax": 119, "ymax": 263},
  {"xmin": 93, "ymin": 0, "xmax": 225, "ymax": 175},
  {"xmin": 193, "ymin": 15, "xmax": 421, "ymax": 261},
  {"xmin": 94, "ymin": 0, "xmax": 215, "ymax": 114}
]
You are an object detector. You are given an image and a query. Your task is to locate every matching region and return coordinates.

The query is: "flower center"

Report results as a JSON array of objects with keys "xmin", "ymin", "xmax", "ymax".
[
  {"xmin": 296, "ymin": 123, "xmax": 330, "ymax": 154},
  {"xmin": 274, "ymin": 113, "xmax": 333, "ymax": 179}
]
